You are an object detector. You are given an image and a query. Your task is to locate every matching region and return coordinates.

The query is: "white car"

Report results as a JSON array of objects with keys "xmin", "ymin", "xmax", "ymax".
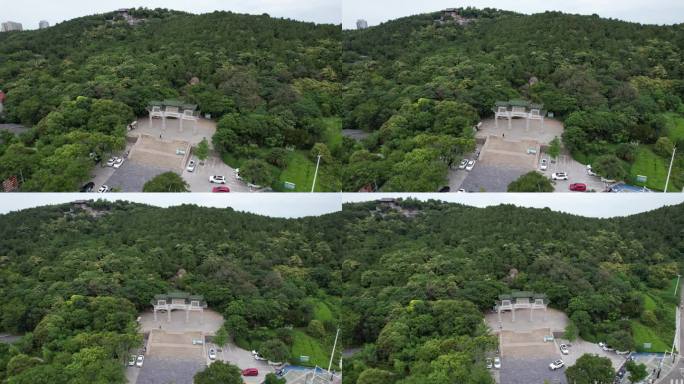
[
  {"xmin": 493, "ymin": 357, "xmax": 501, "ymax": 369},
  {"xmin": 559, "ymin": 344, "xmax": 569, "ymax": 355},
  {"xmin": 208, "ymin": 348, "xmax": 216, "ymax": 360},
  {"xmin": 107, "ymin": 157, "xmax": 119, "ymax": 167},
  {"xmin": 113, "ymin": 158, "xmax": 124, "ymax": 169},
  {"xmin": 234, "ymin": 168, "xmax": 243, "ymax": 180},
  {"xmin": 465, "ymin": 160, "xmax": 476, "ymax": 171},
  {"xmin": 252, "ymin": 350, "xmax": 266, "ymax": 361},
  {"xmin": 551, "ymin": 172, "xmax": 568, "ymax": 180},
  {"xmin": 98, "ymin": 185, "xmax": 110, "ymax": 193},
  {"xmin": 540, "ymin": 159, "xmax": 548, "ymax": 171},
  {"xmin": 486, "ymin": 358, "xmax": 493, "ymax": 369},
  {"xmin": 128, "ymin": 355, "xmax": 136, "ymax": 366},
  {"xmin": 186, "ymin": 160, "xmax": 196, "ymax": 172},
  {"xmin": 209, "ymin": 175, "xmax": 226, "ymax": 184},
  {"xmin": 136, "ymin": 355, "xmax": 144, "ymax": 367},
  {"xmin": 458, "ymin": 159, "xmax": 468, "ymax": 169},
  {"xmin": 268, "ymin": 360, "xmax": 284, "ymax": 366},
  {"xmin": 587, "ymin": 165, "xmax": 598, "ymax": 176},
  {"xmin": 549, "ymin": 359, "xmax": 564, "ymax": 370}
]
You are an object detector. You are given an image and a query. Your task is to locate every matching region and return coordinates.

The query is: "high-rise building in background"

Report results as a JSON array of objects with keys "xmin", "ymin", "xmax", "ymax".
[
  {"xmin": 39, "ymin": 20, "xmax": 50, "ymax": 29},
  {"xmin": 356, "ymin": 19, "xmax": 368, "ymax": 30},
  {"xmin": 1, "ymin": 21, "xmax": 23, "ymax": 32}
]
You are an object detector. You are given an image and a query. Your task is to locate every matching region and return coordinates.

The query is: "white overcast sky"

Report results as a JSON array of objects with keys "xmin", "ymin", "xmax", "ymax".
[
  {"xmin": 343, "ymin": 0, "xmax": 684, "ymax": 29},
  {"xmin": 1, "ymin": 0, "xmax": 341, "ymax": 29},
  {"xmin": 1, "ymin": 193, "xmax": 683, "ymax": 219}
]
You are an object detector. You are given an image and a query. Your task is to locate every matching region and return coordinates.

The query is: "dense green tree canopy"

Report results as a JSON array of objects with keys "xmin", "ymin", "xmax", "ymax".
[
  {"xmin": 142, "ymin": 172, "xmax": 190, "ymax": 192},
  {"xmin": 507, "ymin": 171, "xmax": 554, "ymax": 192}
]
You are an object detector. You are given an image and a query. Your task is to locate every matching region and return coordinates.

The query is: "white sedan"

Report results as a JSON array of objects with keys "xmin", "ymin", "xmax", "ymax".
[
  {"xmin": 458, "ymin": 159, "xmax": 468, "ymax": 169},
  {"xmin": 106, "ymin": 157, "xmax": 119, "ymax": 167},
  {"xmin": 112, "ymin": 158, "xmax": 124, "ymax": 169},
  {"xmin": 549, "ymin": 359, "xmax": 565, "ymax": 371},
  {"xmin": 209, "ymin": 175, "xmax": 226, "ymax": 184},
  {"xmin": 208, "ymin": 348, "xmax": 216, "ymax": 360},
  {"xmin": 549, "ymin": 359, "xmax": 564, "ymax": 370},
  {"xmin": 551, "ymin": 172, "xmax": 568, "ymax": 180},
  {"xmin": 98, "ymin": 185, "xmax": 111, "ymax": 193},
  {"xmin": 136, "ymin": 355, "xmax": 144, "ymax": 367},
  {"xmin": 186, "ymin": 160, "xmax": 196, "ymax": 172},
  {"xmin": 465, "ymin": 160, "xmax": 476, "ymax": 171},
  {"xmin": 540, "ymin": 158, "xmax": 548, "ymax": 171}
]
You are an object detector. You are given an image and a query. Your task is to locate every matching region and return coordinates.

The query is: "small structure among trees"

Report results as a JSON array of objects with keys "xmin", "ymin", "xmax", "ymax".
[
  {"xmin": 148, "ymin": 100, "xmax": 199, "ymax": 133},
  {"xmin": 152, "ymin": 291, "xmax": 207, "ymax": 323},
  {"xmin": 496, "ymin": 291, "xmax": 548, "ymax": 322},
  {"xmin": 493, "ymin": 100, "xmax": 545, "ymax": 130}
]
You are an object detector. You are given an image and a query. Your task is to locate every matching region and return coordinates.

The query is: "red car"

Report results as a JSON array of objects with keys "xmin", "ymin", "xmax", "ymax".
[
  {"xmin": 212, "ymin": 186, "xmax": 230, "ymax": 193},
  {"xmin": 242, "ymin": 368, "xmax": 259, "ymax": 376},
  {"xmin": 569, "ymin": 183, "xmax": 587, "ymax": 192}
]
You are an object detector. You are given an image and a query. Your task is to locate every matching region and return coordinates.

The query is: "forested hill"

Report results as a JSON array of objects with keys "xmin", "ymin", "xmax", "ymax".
[
  {"xmin": 340, "ymin": 8, "xmax": 684, "ymax": 191},
  {"xmin": 0, "ymin": 8, "xmax": 341, "ymax": 191},
  {"xmin": 340, "ymin": 200, "xmax": 684, "ymax": 383}
]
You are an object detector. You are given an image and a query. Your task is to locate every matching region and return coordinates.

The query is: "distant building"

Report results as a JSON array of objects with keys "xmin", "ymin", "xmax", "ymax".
[
  {"xmin": 439, "ymin": 8, "xmax": 473, "ymax": 26},
  {"xmin": 39, "ymin": 20, "xmax": 50, "ymax": 29},
  {"xmin": 1, "ymin": 21, "xmax": 23, "ymax": 32},
  {"xmin": 356, "ymin": 19, "xmax": 368, "ymax": 30}
]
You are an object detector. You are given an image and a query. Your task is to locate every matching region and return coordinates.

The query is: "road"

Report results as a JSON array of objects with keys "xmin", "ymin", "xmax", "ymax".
[{"xmin": 657, "ymin": 280, "xmax": 684, "ymax": 384}]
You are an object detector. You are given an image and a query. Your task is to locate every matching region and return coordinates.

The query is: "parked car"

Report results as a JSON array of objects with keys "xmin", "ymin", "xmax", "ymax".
[
  {"xmin": 208, "ymin": 348, "xmax": 216, "ymax": 360},
  {"xmin": 458, "ymin": 159, "xmax": 468, "ymax": 169},
  {"xmin": 616, "ymin": 350, "xmax": 630, "ymax": 355},
  {"xmin": 212, "ymin": 186, "xmax": 230, "ymax": 193},
  {"xmin": 234, "ymin": 168, "xmax": 242, "ymax": 180},
  {"xmin": 474, "ymin": 149, "xmax": 481, "ymax": 159},
  {"xmin": 457, "ymin": 188, "xmax": 466, "ymax": 193},
  {"xmin": 81, "ymin": 182, "xmax": 95, "ymax": 192},
  {"xmin": 209, "ymin": 175, "xmax": 226, "ymax": 184},
  {"xmin": 559, "ymin": 344, "xmax": 569, "ymax": 355},
  {"xmin": 552, "ymin": 172, "xmax": 568, "ymax": 180},
  {"xmin": 136, "ymin": 355, "xmax": 144, "ymax": 367},
  {"xmin": 268, "ymin": 361, "xmax": 283, "ymax": 366},
  {"xmin": 540, "ymin": 159, "xmax": 548, "ymax": 171},
  {"xmin": 186, "ymin": 160, "xmax": 196, "ymax": 172},
  {"xmin": 439, "ymin": 186, "xmax": 450, "ymax": 193},
  {"xmin": 98, "ymin": 185, "xmax": 110, "ymax": 193},
  {"xmin": 493, "ymin": 357, "xmax": 501, "ymax": 369},
  {"xmin": 106, "ymin": 157, "xmax": 119, "ymax": 167},
  {"xmin": 549, "ymin": 359, "xmax": 564, "ymax": 370},
  {"xmin": 587, "ymin": 164, "xmax": 598, "ymax": 176},
  {"xmin": 252, "ymin": 351, "xmax": 266, "ymax": 361},
  {"xmin": 128, "ymin": 355, "xmax": 136, "ymax": 366},
  {"xmin": 113, "ymin": 157, "xmax": 124, "ymax": 169},
  {"xmin": 569, "ymin": 183, "xmax": 587, "ymax": 192},
  {"xmin": 242, "ymin": 368, "xmax": 259, "ymax": 376},
  {"xmin": 465, "ymin": 160, "xmax": 476, "ymax": 171},
  {"xmin": 486, "ymin": 358, "xmax": 493, "ymax": 369}
]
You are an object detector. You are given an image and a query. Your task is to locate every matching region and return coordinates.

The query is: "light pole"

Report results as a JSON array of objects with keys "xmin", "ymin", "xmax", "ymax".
[
  {"xmin": 675, "ymin": 274, "xmax": 681, "ymax": 297},
  {"xmin": 311, "ymin": 154, "xmax": 322, "ymax": 193},
  {"xmin": 664, "ymin": 146, "xmax": 676, "ymax": 192},
  {"xmin": 327, "ymin": 327, "xmax": 340, "ymax": 375}
]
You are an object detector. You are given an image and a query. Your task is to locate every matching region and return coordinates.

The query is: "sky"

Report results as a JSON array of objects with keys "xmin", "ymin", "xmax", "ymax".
[
  {"xmin": 0, "ymin": 193, "xmax": 342, "ymax": 218},
  {"xmin": 1, "ymin": 0, "xmax": 341, "ymax": 30},
  {"xmin": 343, "ymin": 193, "xmax": 684, "ymax": 218},
  {"xmin": 343, "ymin": 0, "xmax": 684, "ymax": 29},
  {"xmin": 1, "ymin": 193, "xmax": 683, "ymax": 219}
]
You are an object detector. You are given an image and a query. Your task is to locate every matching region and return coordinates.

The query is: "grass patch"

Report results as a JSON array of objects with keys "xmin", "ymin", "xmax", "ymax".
[
  {"xmin": 320, "ymin": 117, "xmax": 343, "ymax": 151},
  {"xmin": 291, "ymin": 329, "xmax": 330, "ymax": 367},
  {"xmin": 278, "ymin": 150, "xmax": 338, "ymax": 192},
  {"xmin": 632, "ymin": 321, "xmax": 670, "ymax": 352},
  {"xmin": 629, "ymin": 146, "xmax": 676, "ymax": 191},
  {"xmin": 313, "ymin": 301, "xmax": 334, "ymax": 323},
  {"xmin": 664, "ymin": 112, "xmax": 684, "ymax": 142}
]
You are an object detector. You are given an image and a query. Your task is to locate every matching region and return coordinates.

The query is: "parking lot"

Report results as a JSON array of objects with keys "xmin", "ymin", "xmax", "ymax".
[
  {"xmin": 206, "ymin": 341, "xmax": 275, "ymax": 384},
  {"xmin": 182, "ymin": 153, "xmax": 249, "ymax": 193},
  {"xmin": 542, "ymin": 152, "xmax": 607, "ymax": 192}
]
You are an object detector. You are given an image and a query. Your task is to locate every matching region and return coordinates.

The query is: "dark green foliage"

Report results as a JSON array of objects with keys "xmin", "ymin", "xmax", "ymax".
[
  {"xmin": 565, "ymin": 354, "xmax": 615, "ymax": 384},
  {"xmin": 260, "ymin": 339, "xmax": 289, "ymax": 363},
  {"xmin": 194, "ymin": 361, "xmax": 242, "ymax": 384},
  {"xmin": 264, "ymin": 373, "xmax": 287, "ymax": 384},
  {"xmin": 625, "ymin": 360, "xmax": 648, "ymax": 383},
  {"xmin": 142, "ymin": 172, "xmax": 189, "ymax": 192},
  {"xmin": 240, "ymin": 159, "xmax": 274, "ymax": 186},
  {"xmin": 507, "ymin": 171, "xmax": 554, "ymax": 192},
  {"xmin": 593, "ymin": 154, "xmax": 630, "ymax": 180}
]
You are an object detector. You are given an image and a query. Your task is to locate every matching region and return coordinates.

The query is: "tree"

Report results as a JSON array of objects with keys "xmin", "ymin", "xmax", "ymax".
[
  {"xmin": 357, "ymin": 368, "xmax": 395, "ymax": 384},
  {"xmin": 565, "ymin": 354, "xmax": 615, "ymax": 384},
  {"xmin": 625, "ymin": 360, "xmax": 648, "ymax": 383},
  {"xmin": 260, "ymin": 339, "xmax": 289, "ymax": 363},
  {"xmin": 195, "ymin": 138, "xmax": 209, "ymax": 163},
  {"xmin": 310, "ymin": 143, "xmax": 332, "ymax": 164},
  {"xmin": 654, "ymin": 137, "xmax": 675, "ymax": 158},
  {"xmin": 548, "ymin": 137, "xmax": 561, "ymax": 160},
  {"xmin": 563, "ymin": 322, "xmax": 578, "ymax": 342},
  {"xmin": 142, "ymin": 172, "xmax": 189, "ymax": 192},
  {"xmin": 307, "ymin": 320, "xmax": 326, "ymax": 338},
  {"xmin": 264, "ymin": 373, "xmax": 287, "ymax": 384},
  {"xmin": 507, "ymin": 171, "xmax": 554, "ymax": 192},
  {"xmin": 240, "ymin": 159, "xmax": 273, "ymax": 186},
  {"xmin": 194, "ymin": 361, "xmax": 242, "ymax": 384},
  {"xmin": 214, "ymin": 326, "xmax": 229, "ymax": 347},
  {"xmin": 593, "ymin": 155, "xmax": 629, "ymax": 180}
]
